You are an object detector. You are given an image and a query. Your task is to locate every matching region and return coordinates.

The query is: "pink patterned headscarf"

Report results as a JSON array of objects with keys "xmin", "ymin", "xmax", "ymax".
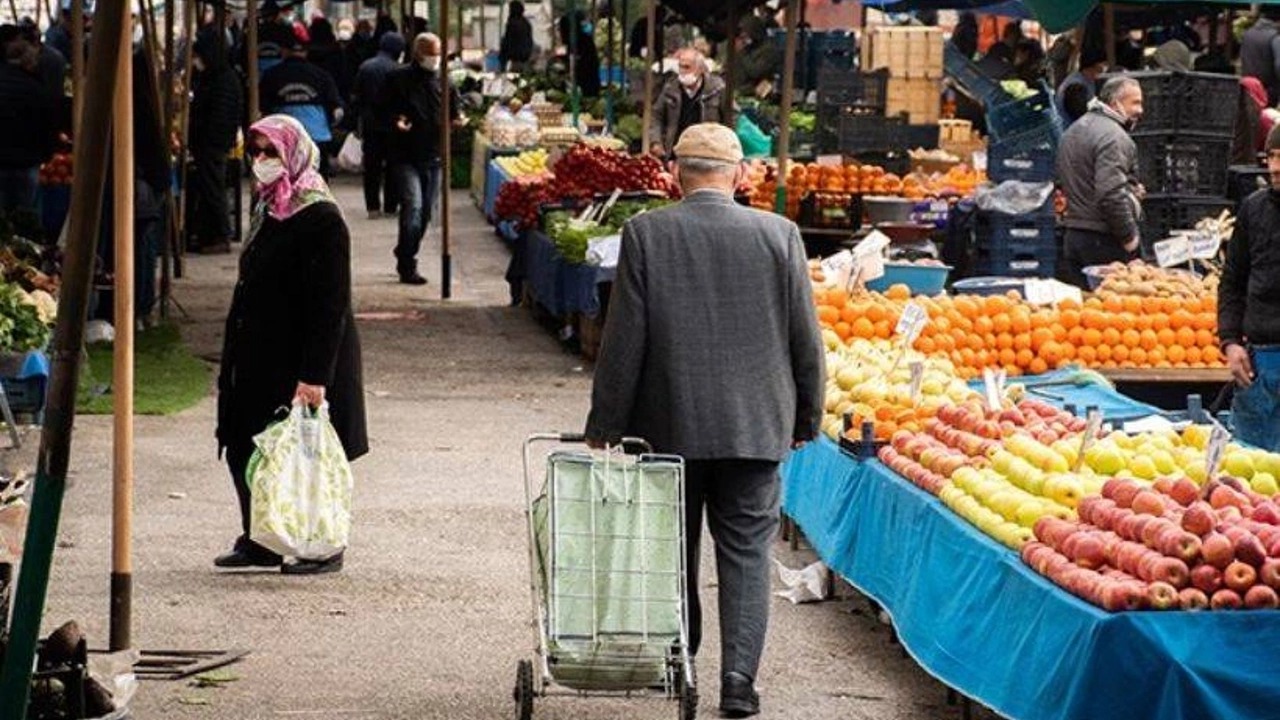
[{"xmin": 248, "ymin": 114, "xmax": 337, "ymax": 221}]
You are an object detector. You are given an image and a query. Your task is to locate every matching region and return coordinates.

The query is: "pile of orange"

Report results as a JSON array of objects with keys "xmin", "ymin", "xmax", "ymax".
[
  {"xmin": 813, "ymin": 285, "xmax": 1225, "ymax": 379},
  {"xmin": 746, "ymin": 160, "xmax": 987, "ymax": 220}
]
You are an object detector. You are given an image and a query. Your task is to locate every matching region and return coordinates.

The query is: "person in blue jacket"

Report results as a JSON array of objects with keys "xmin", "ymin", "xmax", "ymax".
[{"xmin": 260, "ymin": 31, "xmax": 344, "ymax": 177}]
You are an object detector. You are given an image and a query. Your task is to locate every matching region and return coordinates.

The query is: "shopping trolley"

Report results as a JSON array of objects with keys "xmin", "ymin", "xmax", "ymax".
[{"xmin": 516, "ymin": 433, "xmax": 697, "ymax": 720}]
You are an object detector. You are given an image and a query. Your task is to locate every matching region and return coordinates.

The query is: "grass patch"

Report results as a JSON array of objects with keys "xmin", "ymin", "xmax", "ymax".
[{"xmin": 79, "ymin": 323, "xmax": 212, "ymax": 415}]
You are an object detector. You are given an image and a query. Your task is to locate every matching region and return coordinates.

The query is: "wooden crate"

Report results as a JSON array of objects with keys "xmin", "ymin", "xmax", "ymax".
[
  {"xmin": 886, "ymin": 77, "xmax": 942, "ymax": 125},
  {"xmin": 861, "ymin": 26, "xmax": 944, "ymax": 79},
  {"xmin": 938, "ymin": 119, "xmax": 987, "ymax": 164}
]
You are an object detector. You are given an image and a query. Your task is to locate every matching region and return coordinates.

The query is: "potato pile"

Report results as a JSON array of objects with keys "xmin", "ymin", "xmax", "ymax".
[{"xmin": 1095, "ymin": 261, "xmax": 1217, "ymax": 299}]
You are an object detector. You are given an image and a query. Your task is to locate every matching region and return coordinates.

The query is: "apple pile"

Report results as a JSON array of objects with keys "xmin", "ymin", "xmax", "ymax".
[
  {"xmin": 493, "ymin": 174, "xmax": 556, "ymax": 230},
  {"xmin": 38, "ymin": 152, "xmax": 73, "ymax": 187},
  {"xmin": 1023, "ymin": 475, "xmax": 1280, "ymax": 611}
]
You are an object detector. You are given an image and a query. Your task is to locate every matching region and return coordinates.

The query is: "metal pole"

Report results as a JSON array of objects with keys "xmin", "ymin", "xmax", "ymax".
[
  {"xmin": 0, "ymin": 0, "xmax": 127, "ymax": 709},
  {"xmin": 440, "ymin": 0, "xmax": 451, "ymax": 298},
  {"xmin": 568, "ymin": 0, "xmax": 579, "ymax": 125},
  {"xmin": 248, "ymin": 0, "xmax": 260, "ymax": 122},
  {"xmin": 455, "ymin": 0, "xmax": 461, "ymax": 61},
  {"xmin": 1104, "ymin": 3, "xmax": 1116, "ymax": 69},
  {"xmin": 72, "ymin": 0, "xmax": 84, "ymax": 133},
  {"xmin": 110, "ymin": 0, "xmax": 135, "ymax": 654},
  {"xmin": 160, "ymin": 0, "xmax": 175, "ymax": 317},
  {"xmin": 620, "ymin": 0, "xmax": 627, "ymax": 93},
  {"xmin": 175, "ymin": 0, "xmax": 196, "ymax": 254},
  {"xmin": 774, "ymin": 0, "xmax": 798, "ymax": 215},
  {"xmin": 640, "ymin": 0, "xmax": 654, "ymax": 147},
  {"xmin": 723, "ymin": 1, "xmax": 739, "ymax": 118}
]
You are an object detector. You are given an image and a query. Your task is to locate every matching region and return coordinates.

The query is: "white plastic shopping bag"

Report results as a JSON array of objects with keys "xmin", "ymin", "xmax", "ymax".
[
  {"xmin": 248, "ymin": 403, "xmax": 353, "ymax": 560},
  {"xmin": 337, "ymin": 133, "xmax": 363, "ymax": 174}
]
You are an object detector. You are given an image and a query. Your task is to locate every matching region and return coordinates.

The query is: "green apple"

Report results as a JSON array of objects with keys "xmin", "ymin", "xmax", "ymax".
[
  {"xmin": 1130, "ymin": 455, "xmax": 1158, "ymax": 480},
  {"xmin": 1223, "ymin": 451, "xmax": 1256, "ymax": 480},
  {"xmin": 1251, "ymin": 472, "xmax": 1280, "ymax": 497},
  {"xmin": 1255, "ymin": 451, "xmax": 1280, "ymax": 478},
  {"xmin": 1182, "ymin": 424, "xmax": 1210, "ymax": 451}
]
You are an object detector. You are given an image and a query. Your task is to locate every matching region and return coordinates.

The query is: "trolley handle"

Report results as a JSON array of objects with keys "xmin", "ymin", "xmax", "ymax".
[{"xmin": 529, "ymin": 433, "xmax": 653, "ymax": 455}]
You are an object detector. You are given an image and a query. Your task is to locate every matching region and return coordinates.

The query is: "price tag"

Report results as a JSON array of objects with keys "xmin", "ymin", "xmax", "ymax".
[
  {"xmin": 982, "ymin": 367, "xmax": 1005, "ymax": 412},
  {"xmin": 853, "ymin": 230, "xmax": 891, "ymax": 259},
  {"xmin": 1023, "ymin": 279, "xmax": 1084, "ymax": 307},
  {"xmin": 909, "ymin": 361, "xmax": 924, "ymax": 403},
  {"xmin": 1073, "ymin": 408, "xmax": 1104, "ymax": 473},
  {"xmin": 895, "ymin": 301, "xmax": 928, "ymax": 345},
  {"xmin": 1153, "ymin": 236, "xmax": 1191, "ymax": 268},
  {"xmin": 1205, "ymin": 420, "xmax": 1232, "ymax": 479},
  {"xmin": 815, "ymin": 154, "xmax": 844, "ymax": 167},
  {"xmin": 820, "ymin": 250, "xmax": 855, "ymax": 288},
  {"xmin": 1189, "ymin": 231, "xmax": 1222, "ymax": 260}
]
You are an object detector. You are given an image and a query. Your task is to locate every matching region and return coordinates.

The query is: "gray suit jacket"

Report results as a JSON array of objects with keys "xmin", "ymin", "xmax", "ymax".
[{"xmin": 585, "ymin": 190, "xmax": 825, "ymax": 461}]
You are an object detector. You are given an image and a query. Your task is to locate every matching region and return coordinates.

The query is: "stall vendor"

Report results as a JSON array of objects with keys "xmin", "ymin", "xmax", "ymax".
[
  {"xmin": 650, "ymin": 48, "xmax": 734, "ymax": 158},
  {"xmin": 1219, "ymin": 125, "xmax": 1280, "ymax": 452}
]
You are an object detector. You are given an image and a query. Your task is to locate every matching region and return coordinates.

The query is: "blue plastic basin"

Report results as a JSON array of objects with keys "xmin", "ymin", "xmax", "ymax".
[{"xmin": 866, "ymin": 263, "xmax": 951, "ymax": 295}]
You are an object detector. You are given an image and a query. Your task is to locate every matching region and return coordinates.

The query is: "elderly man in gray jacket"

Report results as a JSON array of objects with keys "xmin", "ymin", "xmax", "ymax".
[
  {"xmin": 1056, "ymin": 75, "xmax": 1145, "ymax": 288},
  {"xmin": 586, "ymin": 123, "xmax": 825, "ymax": 718},
  {"xmin": 650, "ymin": 48, "xmax": 735, "ymax": 158}
]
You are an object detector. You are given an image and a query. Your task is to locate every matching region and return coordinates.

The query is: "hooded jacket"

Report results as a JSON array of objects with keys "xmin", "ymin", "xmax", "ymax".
[
  {"xmin": 351, "ymin": 32, "xmax": 404, "ymax": 134},
  {"xmin": 1055, "ymin": 99, "xmax": 1141, "ymax": 242}
]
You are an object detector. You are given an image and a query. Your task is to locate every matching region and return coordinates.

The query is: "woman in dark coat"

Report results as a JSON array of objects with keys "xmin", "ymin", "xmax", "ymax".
[{"xmin": 215, "ymin": 114, "xmax": 368, "ymax": 575}]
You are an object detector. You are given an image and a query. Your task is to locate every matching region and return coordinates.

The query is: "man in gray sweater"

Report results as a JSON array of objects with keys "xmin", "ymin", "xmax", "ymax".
[
  {"xmin": 1056, "ymin": 76, "xmax": 1145, "ymax": 288},
  {"xmin": 586, "ymin": 123, "xmax": 825, "ymax": 718}
]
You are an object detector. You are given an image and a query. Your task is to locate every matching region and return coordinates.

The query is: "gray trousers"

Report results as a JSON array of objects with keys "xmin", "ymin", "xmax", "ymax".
[{"xmin": 684, "ymin": 459, "xmax": 780, "ymax": 681}]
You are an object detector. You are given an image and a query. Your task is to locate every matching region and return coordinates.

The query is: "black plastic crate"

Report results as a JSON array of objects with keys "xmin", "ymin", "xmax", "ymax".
[
  {"xmin": 1120, "ymin": 70, "xmax": 1240, "ymax": 137},
  {"xmin": 800, "ymin": 192, "xmax": 863, "ymax": 230},
  {"xmin": 972, "ymin": 242, "xmax": 1058, "ymax": 278},
  {"xmin": 1133, "ymin": 133, "xmax": 1231, "ymax": 196},
  {"xmin": 975, "ymin": 200, "xmax": 1057, "ymax": 244},
  {"xmin": 986, "ymin": 82, "xmax": 1062, "ymax": 153},
  {"xmin": 835, "ymin": 112, "xmax": 908, "ymax": 154},
  {"xmin": 1138, "ymin": 194, "xmax": 1234, "ymax": 255},
  {"xmin": 0, "ymin": 374, "xmax": 45, "ymax": 421},
  {"xmin": 1228, "ymin": 165, "xmax": 1270, "ymax": 202},
  {"xmin": 817, "ymin": 67, "xmax": 888, "ymax": 111},
  {"xmin": 943, "ymin": 41, "xmax": 1002, "ymax": 102},
  {"xmin": 987, "ymin": 140, "xmax": 1056, "ymax": 183}
]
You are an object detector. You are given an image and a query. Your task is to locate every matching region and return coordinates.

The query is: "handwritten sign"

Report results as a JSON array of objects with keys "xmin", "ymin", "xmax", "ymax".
[
  {"xmin": 1073, "ymin": 408, "xmax": 1104, "ymax": 473},
  {"xmin": 1189, "ymin": 231, "xmax": 1222, "ymax": 260},
  {"xmin": 895, "ymin": 301, "xmax": 928, "ymax": 345},
  {"xmin": 909, "ymin": 361, "xmax": 924, "ymax": 403},
  {"xmin": 1205, "ymin": 420, "xmax": 1232, "ymax": 479},
  {"xmin": 1153, "ymin": 236, "xmax": 1191, "ymax": 268}
]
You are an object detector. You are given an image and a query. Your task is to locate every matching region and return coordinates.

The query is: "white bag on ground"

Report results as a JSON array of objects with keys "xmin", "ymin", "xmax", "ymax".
[
  {"xmin": 337, "ymin": 133, "xmax": 363, "ymax": 174},
  {"xmin": 248, "ymin": 403, "xmax": 353, "ymax": 560}
]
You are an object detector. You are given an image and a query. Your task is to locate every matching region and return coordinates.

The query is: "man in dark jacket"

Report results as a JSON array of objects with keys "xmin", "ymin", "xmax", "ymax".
[
  {"xmin": 559, "ymin": 11, "xmax": 600, "ymax": 98},
  {"xmin": 351, "ymin": 31, "xmax": 404, "ymax": 219},
  {"xmin": 1242, "ymin": 10, "xmax": 1280, "ymax": 106},
  {"xmin": 498, "ymin": 0, "xmax": 533, "ymax": 72},
  {"xmin": 736, "ymin": 16, "xmax": 780, "ymax": 93},
  {"xmin": 385, "ymin": 32, "xmax": 459, "ymax": 284},
  {"xmin": 19, "ymin": 20, "xmax": 66, "ymax": 104},
  {"xmin": 586, "ymin": 123, "xmax": 823, "ymax": 720},
  {"xmin": 1056, "ymin": 76, "xmax": 1144, "ymax": 288},
  {"xmin": 261, "ymin": 34, "xmax": 344, "ymax": 177},
  {"xmin": 650, "ymin": 48, "xmax": 734, "ymax": 157},
  {"xmin": 1219, "ymin": 125, "xmax": 1280, "ymax": 452},
  {"xmin": 188, "ymin": 29, "xmax": 242, "ymax": 253},
  {"xmin": 0, "ymin": 26, "xmax": 56, "ymax": 217}
]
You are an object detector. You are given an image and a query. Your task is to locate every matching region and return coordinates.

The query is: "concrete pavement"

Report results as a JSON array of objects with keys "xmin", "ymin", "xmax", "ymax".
[{"xmin": 32, "ymin": 177, "xmax": 996, "ymax": 719}]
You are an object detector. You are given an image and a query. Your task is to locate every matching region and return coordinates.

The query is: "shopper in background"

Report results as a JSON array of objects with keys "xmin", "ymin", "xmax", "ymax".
[
  {"xmin": 1218, "ymin": 125, "xmax": 1280, "ymax": 452},
  {"xmin": 385, "ymin": 32, "xmax": 460, "ymax": 285},
  {"xmin": 559, "ymin": 10, "xmax": 601, "ymax": 99},
  {"xmin": 351, "ymin": 31, "xmax": 405, "ymax": 220},
  {"xmin": 308, "ymin": 16, "xmax": 355, "ymax": 105},
  {"xmin": 260, "ymin": 31, "xmax": 345, "ymax": 178},
  {"xmin": 1055, "ymin": 46, "xmax": 1107, "ymax": 126},
  {"xmin": 1149, "ymin": 39, "xmax": 1192, "ymax": 72},
  {"xmin": 951, "ymin": 11, "xmax": 979, "ymax": 59},
  {"xmin": 187, "ymin": 29, "xmax": 242, "ymax": 254},
  {"xmin": 1242, "ymin": 9, "xmax": 1280, "ymax": 106},
  {"xmin": 735, "ymin": 16, "xmax": 781, "ymax": 94},
  {"xmin": 1237, "ymin": 76, "xmax": 1268, "ymax": 165},
  {"xmin": 0, "ymin": 25, "xmax": 55, "ymax": 218},
  {"xmin": 215, "ymin": 114, "xmax": 367, "ymax": 575},
  {"xmin": 498, "ymin": 0, "xmax": 533, "ymax": 72},
  {"xmin": 586, "ymin": 123, "xmax": 824, "ymax": 720},
  {"xmin": 1056, "ymin": 76, "xmax": 1145, "ymax": 289},
  {"xmin": 18, "ymin": 19, "xmax": 65, "ymax": 103},
  {"xmin": 650, "ymin": 48, "xmax": 733, "ymax": 158}
]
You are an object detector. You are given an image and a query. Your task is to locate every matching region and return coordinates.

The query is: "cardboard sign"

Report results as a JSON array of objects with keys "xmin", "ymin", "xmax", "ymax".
[
  {"xmin": 820, "ymin": 250, "xmax": 856, "ymax": 288},
  {"xmin": 909, "ymin": 361, "xmax": 924, "ymax": 403},
  {"xmin": 1189, "ymin": 231, "xmax": 1222, "ymax": 260},
  {"xmin": 1073, "ymin": 409, "xmax": 1104, "ymax": 473},
  {"xmin": 1153, "ymin": 236, "xmax": 1191, "ymax": 268},
  {"xmin": 895, "ymin": 301, "xmax": 928, "ymax": 345},
  {"xmin": 982, "ymin": 367, "xmax": 1006, "ymax": 412},
  {"xmin": 1205, "ymin": 421, "xmax": 1232, "ymax": 479}
]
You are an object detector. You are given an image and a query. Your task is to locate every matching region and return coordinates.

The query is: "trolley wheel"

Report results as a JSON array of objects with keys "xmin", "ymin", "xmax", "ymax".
[{"xmin": 514, "ymin": 659, "xmax": 534, "ymax": 720}]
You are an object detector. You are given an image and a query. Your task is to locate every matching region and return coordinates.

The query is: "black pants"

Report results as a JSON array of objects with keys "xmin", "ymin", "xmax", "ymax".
[
  {"xmin": 684, "ymin": 459, "xmax": 780, "ymax": 681},
  {"xmin": 189, "ymin": 150, "xmax": 230, "ymax": 248},
  {"xmin": 1060, "ymin": 228, "xmax": 1133, "ymax": 289},
  {"xmin": 362, "ymin": 131, "xmax": 399, "ymax": 214},
  {"xmin": 225, "ymin": 437, "xmax": 256, "ymax": 537}
]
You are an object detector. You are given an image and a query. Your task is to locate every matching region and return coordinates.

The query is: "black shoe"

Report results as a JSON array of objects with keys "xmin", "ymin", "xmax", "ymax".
[
  {"xmin": 720, "ymin": 672, "xmax": 760, "ymax": 718},
  {"xmin": 398, "ymin": 271, "xmax": 428, "ymax": 285},
  {"xmin": 281, "ymin": 552, "xmax": 344, "ymax": 575},
  {"xmin": 214, "ymin": 538, "xmax": 282, "ymax": 568}
]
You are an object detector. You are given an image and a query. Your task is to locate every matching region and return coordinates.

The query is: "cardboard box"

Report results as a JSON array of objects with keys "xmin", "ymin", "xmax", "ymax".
[
  {"xmin": 886, "ymin": 77, "xmax": 942, "ymax": 125},
  {"xmin": 861, "ymin": 26, "xmax": 944, "ymax": 79}
]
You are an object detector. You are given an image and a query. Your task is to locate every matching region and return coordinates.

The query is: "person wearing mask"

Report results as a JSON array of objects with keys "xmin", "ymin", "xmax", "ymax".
[
  {"xmin": 308, "ymin": 16, "xmax": 353, "ymax": 101},
  {"xmin": 498, "ymin": 0, "xmax": 533, "ymax": 72},
  {"xmin": 351, "ymin": 31, "xmax": 405, "ymax": 219},
  {"xmin": 1056, "ymin": 47, "xmax": 1107, "ymax": 126},
  {"xmin": 352, "ymin": 19, "xmax": 377, "ymax": 65},
  {"xmin": 650, "ymin": 48, "xmax": 733, "ymax": 158},
  {"xmin": 1056, "ymin": 76, "xmax": 1145, "ymax": 289},
  {"xmin": 260, "ymin": 32, "xmax": 345, "ymax": 177},
  {"xmin": 0, "ymin": 26, "xmax": 55, "ymax": 218},
  {"xmin": 736, "ymin": 16, "xmax": 781, "ymax": 93},
  {"xmin": 385, "ymin": 33, "xmax": 460, "ymax": 285},
  {"xmin": 585, "ymin": 122, "xmax": 823, "ymax": 720},
  {"xmin": 559, "ymin": 10, "xmax": 600, "ymax": 98},
  {"xmin": 215, "ymin": 114, "xmax": 366, "ymax": 575},
  {"xmin": 256, "ymin": 0, "xmax": 296, "ymax": 72},
  {"xmin": 984, "ymin": 22, "xmax": 1022, "ymax": 65},
  {"xmin": 188, "ymin": 29, "xmax": 243, "ymax": 254},
  {"xmin": 1243, "ymin": 10, "xmax": 1280, "ymax": 106}
]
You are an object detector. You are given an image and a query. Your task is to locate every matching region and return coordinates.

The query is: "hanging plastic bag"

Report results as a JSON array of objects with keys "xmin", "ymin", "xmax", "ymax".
[
  {"xmin": 337, "ymin": 133, "xmax": 363, "ymax": 174},
  {"xmin": 736, "ymin": 114, "xmax": 773, "ymax": 158},
  {"xmin": 248, "ymin": 403, "xmax": 353, "ymax": 560}
]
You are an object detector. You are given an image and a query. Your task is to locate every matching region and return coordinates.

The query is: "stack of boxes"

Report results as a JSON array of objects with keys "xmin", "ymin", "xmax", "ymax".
[{"xmin": 861, "ymin": 26, "xmax": 944, "ymax": 125}]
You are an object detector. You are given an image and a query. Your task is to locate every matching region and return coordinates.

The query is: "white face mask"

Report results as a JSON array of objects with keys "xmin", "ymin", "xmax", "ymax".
[
  {"xmin": 678, "ymin": 72, "xmax": 698, "ymax": 87},
  {"xmin": 420, "ymin": 55, "xmax": 441, "ymax": 71},
  {"xmin": 252, "ymin": 158, "xmax": 286, "ymax": 186},
  {"xmin": 132, "ymin": 25, "xmax": 143, "ymax": 45},
  {"xmin": 337, "ymin": 29, "xmax": 353, "ymax": 41}
]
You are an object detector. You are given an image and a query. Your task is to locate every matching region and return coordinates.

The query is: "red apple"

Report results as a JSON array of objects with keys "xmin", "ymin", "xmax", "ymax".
[
  {"xmin": 1151, "ymin": 557, "xmax": 1190, "ymax": 588},
  {"xmin": 1102, "ymin": 478, "xmax": 1128, "ymax": 501},
  {"xmin": 1260, "ymin": 559, "xmax": 1280, "ymax": 591},
  {"xmin": 1202, "ymin": 533, "xmax": 1236, "ymax": 570},
  {"xmin": 1168, "ymin": 478, "xmax": 1201, "ymax": 508},
  {"xmin": 1217, "ymin": 506, "xmax": 1245, "ymax": 525},
  {"xmin": 1191, "ymin": 565, "xmax": 1224, "ymax": 595},
  {"xmin": 1147, "ymin": 581, "xmax": 1180, "ymax": 610},
  {"xmin": 1100, "ymin": 582, "xmax": 1145, "ymax": 612},
  {"xmin": 1211, "ymin": 485, "xmax": 1249, "ymax": 511},
  {"xmin": 1225, "ymin": 561, "xmax": 1259, "ymax": 593},
  {"xmin": 1142, "ymin": 518, "xmax": 1177, "ymax": 548},
  {"xmin": 1073, "ymin": 534, "xmax": 1108, "ymax": 570},
  {"xmin": 1245, "ymin": 584, "xmax": 1280, "ymax": 609},
  {"xmin": 1112, "ymin": 480, "xmax": 1141, "ymax": 509},
  {"xmin": 1159, "ymin": 530, "xmax": 1202, "ymax": 565},
  {"xmin": 1181, "ymin": 502, "xmax": 1216, "ymax": 536},
  {"xmin": 1132, "ymin": 490, "xmax": 1167, "ymax": 517},
  {"xmin": 1253, "ymin": 502, "xmax": 1280, "ymax": 526},
  {"xmin": 1211, "ymin": 589, "xmax": 1243, "ymax": 610},
  {"xmin": 1179, "ymin": 587, "xmax": 1210, "ymax": 611},
  {"xmin": 1235, "ymin": 534, "xmax": 1268, "ymax": 568}
]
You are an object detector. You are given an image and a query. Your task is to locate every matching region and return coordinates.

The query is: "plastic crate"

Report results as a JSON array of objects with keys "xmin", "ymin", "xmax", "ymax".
[
  {"xmin": 1227, "ymin": 164, "xmax": 1270, "ymax": 202},
  {"xmin": 972, "ymin": 241, "xmax": 1058, "ymax": 278},
  {"xmin": 817, "ymin": 67, "xmax": 888, "ymax": 112},
  {"xmin": 865, "ymin": 262, "xmax": 951, "ymax": 294},
  {"xmin": 834, "ymin": 113, "xmax": 908, "ymax": 154},
  {"xmin": 1120, "ymin": 70, "xmax": 1240, "ymax": 136},
  {"xmin": 987, "ymin": 140, "xmax": 1056, "ymax": 183},
  {"xmin": 1133, "ymin": 133, "xmax": 1231, "ymax": 196},
  {"xmin": 799, "ymin": 191, "xmax": 863, "ymax": 230},
  {"xmin": 986, "ymin": 82, "xmax": 1062, "ymax": 153},
  {"xmin": 1138, "ymin": 194, "xmax": 1234, "ymax": 255},
  {"xmin": 943, "ymin": 42, "xmax": 1002, "ymax": 102},
  {"xmin": 974, "ymin": 200, "xmax": 1058, "ymax": 278},
  {"xmin": 0, "ymin": 375, "xmax": 46, "ymax": 420}
]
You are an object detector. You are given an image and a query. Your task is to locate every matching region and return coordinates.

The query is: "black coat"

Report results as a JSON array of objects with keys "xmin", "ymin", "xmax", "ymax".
[
  {"xmin": 499, "ymin": 16, "xmax": 534, "ymax": 66},
  {"xmin": 0, "ymin": 64, "xmax": 55, "ymax": 169},
  {"xmin": 191, "ymin": 62, "xmax": 243, "ymax": 154},
  {"xmin": 217, "ymin": 202, "xmax": 368, "ymax": 461},
  {"xmin": 385, "ymin": 64, "xmax": 459, "ymax": 162}
]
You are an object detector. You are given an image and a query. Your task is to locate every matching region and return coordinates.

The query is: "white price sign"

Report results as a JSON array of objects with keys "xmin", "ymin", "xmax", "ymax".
[
  {"xmin": 895, "ymin": 301, "xmax": 929, "ymax": 345},
  {"xmin": 909, "ymin": 361, "xmax": 924, "ymax": 403},
  {"xmin": 982, "ymin": 367, "xmax": 1006, "ymax": 412},
  {"xmin": 1073, "ymin": 409, "xmax": 1104, "ymax": 473},
  {"xmin": 1205, "ymin": 420, "xmax": 1232, "ymax": 479},
  {"xmin": 1153, "ymin": 236, "xmax": 1191, "ymax": 268},
  {"xmin": 1189, "ymin": 231, "xmax": 1222, "ymax": 260},
  {"xmin": 820, "ymin": 250, "xmax": 855, "ymax": 288}
]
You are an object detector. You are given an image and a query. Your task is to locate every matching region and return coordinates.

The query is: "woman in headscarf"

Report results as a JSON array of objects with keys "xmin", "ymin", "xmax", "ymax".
[
  {"xmin": 1239, "ymin": 76, "xmax": 1271, "ymax": 164},
  {"xmin": 214, "ymin": 115, "xmax": 368, "ymax": 576}
]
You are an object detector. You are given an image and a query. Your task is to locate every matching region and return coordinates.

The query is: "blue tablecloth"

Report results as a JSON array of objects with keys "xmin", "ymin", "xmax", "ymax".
[
  {"xmin": 782, "ymin": 439, "xmax": 1280, "ymax": 720},
  {"xmin": 483, "ymin": 159, "xmax": 512, "ymax": 223},
  {"xmin": 510, "ymin": 230, "xmax": 615, "ymax": 317},
  {"xmin": 976, "ymin": 368, "xmax": 1162, "ymax": 422}
]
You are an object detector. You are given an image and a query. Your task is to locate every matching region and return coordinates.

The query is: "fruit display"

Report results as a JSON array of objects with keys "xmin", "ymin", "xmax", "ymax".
[
  {"xmin": 493, "ymin": 175, "xmax": 556, "ymax": 230},
  {"xmin": 38, "ymin": 152, "xmax": 73, "ymax": 187},
  {"xmin": 494, "ymin": 148, "xmax": 550, "ymax": 178},
  {"xmin": 745, "ymin": 160, "xmax": 985, "ymax": 220},
  {"xmin": 1091, "ymin": 261, "xmax": 1218, "ymax": 298},
  {"xmin": 549, "ymin": 144, "xmax": 677, "ymax": 200}
]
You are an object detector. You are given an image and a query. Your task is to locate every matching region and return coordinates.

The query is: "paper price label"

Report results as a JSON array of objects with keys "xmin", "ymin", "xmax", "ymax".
[
  {"xmin": 1189, "ymin": 231, "xmax": 1222, "ymax": 260},
  {"xmin": 982, "ymin": 367, "xmax": 1005, "ymax": 412},
  {"xmin": 909, "ymin": 361, "xmax": 924, "ymax": 403},
  {"xmin": 895, "ymin": 301, "xmax": 928, "ymax": 345},
  {"xmin": 1205, "ymin": 420, "xmax": 1232, "ymax": 479},
  {"xmin": 853, "ymin": 230, "xmax": 891, "ymax": 259},
  {"xmin": 820, "ymin": 250, "xmax": 855, "ymax": 288},
  {"xmin": 1153, "ymin": 236, "xmax": 1191, "ymax": 268},
  {"xmin": 1073, "ymin": 409, "xmax": 1104, "ymax": 473}
]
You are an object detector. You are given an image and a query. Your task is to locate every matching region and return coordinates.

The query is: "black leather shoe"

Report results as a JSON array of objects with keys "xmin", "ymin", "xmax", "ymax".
[
  {"xmin": 398, "ymin": 271, "xmax": 428, "ymax": 286},
  {"xmin": 281, "ymin": 552, "xmax": 344, "ymax": 575},
  {"xmin": 214, "ymin": 540, "xmax": 282, "ymax": 568},
  {"xmin": 720, "ymin": 672, "xmax": 760, "ymax": 718}
]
